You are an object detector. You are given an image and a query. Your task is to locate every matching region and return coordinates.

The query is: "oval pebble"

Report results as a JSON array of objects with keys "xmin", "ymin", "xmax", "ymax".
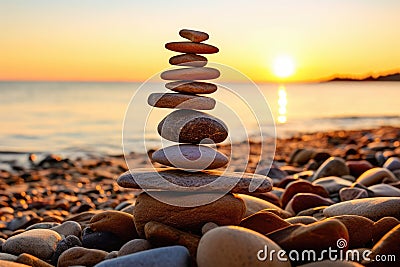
[
  {"xmin": 169, "ymin": 54, "xmax": 207, "ymax": 67},
  {"xmin": 179, "ymin": 29, "xmax": 209, "ymax": 42},
  {"xmin": 165, "ymin": 42, "xmax": 218, "ymax": 54},
  {"xmin": 152, "ymin": 144, "xmax": 228, "ymax": 170},
  {"xmin": 160, "ymin": 67, "xmax": 220, "ymax": 81},
  {"xmin": 148, "ymin": 93, "xmax": 215, "ymax": 110}
]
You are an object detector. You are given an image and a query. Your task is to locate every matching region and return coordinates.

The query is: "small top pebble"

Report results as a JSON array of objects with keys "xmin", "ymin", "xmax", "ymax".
[{"xmin": 179, "ymin": 29, "xmax": 209, "ymax": 43}]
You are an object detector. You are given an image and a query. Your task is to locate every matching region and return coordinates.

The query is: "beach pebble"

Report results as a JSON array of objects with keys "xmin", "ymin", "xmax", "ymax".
[
  {"xmin": 313, "ymin": 176, "xmax": 353, "ymax": 194},
  {"xmin": 289, "ymin": 148, "xmax": 314, "ymax": 165},
  {"xmin": 82, "ymin": 229, "xmax": 125, "ymax": 252},
  {"xmin": 117, "ymin": 168, "xmax": 272, "ymax": 193},
  {"xmin": 237, "ymin": 194, "xmax": 291, "ymax": 218},
  {"xmin": 285, "ymin": 193, "xmax": 334, "ymax": 215},
  {"xmin": 201, "ymin": 222, "xmax": 218, "ymax": 234},
  {"xmin": 51, "ymin": 221, "xmax": 81, "ymax": 237},
  {"xmin": 329, "ymin": 215, "xmax": 374, "ymax": 248},
  {"xmin": 355, "ymin": 167, "xmax": 398, "ymax": 186},
  {"xmin": 0, "ymin": 261, "xmax": 30, "ymax": 267},
  {"xmin": 372, "ymin": 217, "xmax": 400, "ymax": 243},
  {"xmin": 365, "ymin": 224, "xmax": 400, "ymax": 267},
  {"xmin": 165, "ymin": 81, "xmax": 217, "ymax": 95},
  {"xmin": 169, "ymin": 53, "xmax": 207, "ymax": 67},
  {"xmin": 368, "ymin": 184, "xmax": 400, "ymax": 197},
  {"xmin": 0, "ymin": 252, "xmax": 18, "ymax": 261},
  {"xmin": 94, "ymin": 246, "xmax": 190, "ymax": 267},
  {"xmin": 161, "ymin": 67, "xmax": 220, "ymax": 81},
  {"xmin": 3, "ymin": 229, "xmax": 61, "ymax": 260},
  {"xmin": 312, "ymin": 157, "xmax": 350, "ymax": 181},
  {"xmin": 197, "ymin": 226, "xmax": 289, "ymax": 267},
  {"xmin": 133, "ymin": 192, "xmax": 245, "ymax": 237},
  {"xmin": 281, "ymin": 180, "xmax": 329, "ymax": 208},
  {"xmin": 144, "ymin": 221, "xmax": 200, "ymax": 257},
  {"xmin": 118, "ymin": 239, "xmax": 152, "ymax": 256},
  {"xmin": 179, "ymin": 29, "xmax": 209, "ymax": 42},
  {"xmin": 16, "ymin": 253, "xmax": 53, "ymax": 267},
  {"xmin": 51, "ymin": 235, "xmax": 82, "ymax": 265},
  {"xmin": 158, "ymin": 109, "xmax": 228, "ymax": 144},
  {"xmin": 57, "ymin": 247, "xmax": 108, "ymax": 267},
  {"xmin": 89, "ymin": 210, "xmax": 138, "ymax": 242},
  {"xmin": 239, "ymin": 210, "xmax": 290, "ymax": 235},
  {"xmin": 285, "ymin": 216, "xmax": 318, "ymax": 225},
  {"xmin": 151, "ymin": 144, "xmax": 228, "ymax": 170},
  {"xmin": 267, "ymin": 219, "xmax": 349, "ymax": 259},
  {"xmin": 339, "ymin": 187, "xmax": 369, "ymax": 201},
  {"xmin": 165, "ymin": 42, "xmax": 218, "ymax": 54},
  {"xmin": 383, "ymin": 157, "xmax": 400, "ymax": 171},
  {"xmin": 346, "ymin": 160, "xmax": 373, "ymax": 178},
  {"xmin": 323, "ymin": 197, "xmax": 400, "ymax": 220},
  {"xmin": 147, "ymin": 93, "xmax": 216, "ymax": 110}
]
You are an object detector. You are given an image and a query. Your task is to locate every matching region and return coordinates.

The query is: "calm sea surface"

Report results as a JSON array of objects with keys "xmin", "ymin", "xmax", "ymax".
[{"xmin": 0, "ymin": 81, "xmax": 399, "ymax": 155}]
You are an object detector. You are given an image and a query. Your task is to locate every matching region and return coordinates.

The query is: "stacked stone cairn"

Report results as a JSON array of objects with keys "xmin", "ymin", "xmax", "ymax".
[{"xmin": 115, "ymin": 29, "xmax": 273, "ymax": 263}]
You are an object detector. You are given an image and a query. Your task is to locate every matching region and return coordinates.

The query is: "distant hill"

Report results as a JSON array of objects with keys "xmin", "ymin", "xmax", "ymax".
[{"xmin": 327, "ymin": 73, "xmax": 400, "ymax": 82}]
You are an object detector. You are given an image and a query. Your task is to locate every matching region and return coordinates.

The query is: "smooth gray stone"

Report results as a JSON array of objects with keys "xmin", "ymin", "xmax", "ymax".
[
  {"xmin": 94, "ymin": 246, "xmax": 189, "ymax": 267},
  {"xmin": 117, "ymin": 168, "xmax": 272, "ymax": 193}
]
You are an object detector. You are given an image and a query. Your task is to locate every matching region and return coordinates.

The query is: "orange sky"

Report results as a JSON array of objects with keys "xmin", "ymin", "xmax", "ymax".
[{"xmin": 0, "ymin": 0, "xmax": 399, "ymax": 82}]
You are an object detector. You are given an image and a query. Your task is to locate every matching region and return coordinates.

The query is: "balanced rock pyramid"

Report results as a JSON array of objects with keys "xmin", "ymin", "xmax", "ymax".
[{"xmin": 117, "ymin": 29, "xmax": 272, "ymax": 238}]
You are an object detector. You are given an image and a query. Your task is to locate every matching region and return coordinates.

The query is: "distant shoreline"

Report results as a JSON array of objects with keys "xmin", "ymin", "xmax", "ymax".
[{"xmin": 325, "ymin": 72, "xmax": 400, "ymax": 82}]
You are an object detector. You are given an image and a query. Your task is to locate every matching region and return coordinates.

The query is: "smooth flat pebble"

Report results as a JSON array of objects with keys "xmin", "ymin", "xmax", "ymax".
[
  {"xmin": 323, "ymin": 197, "xmax": 400, "ymax": 220},
  {"xmin": 157, "ymin": 109, "xmax": 227, "ymax": 144},
  {"xmin": 354, "ymin": 167, "xmax": 397, "ymax": 186},
  {"xmin": 51, "ymin": 221, "xmax": 81, "ymax": 237},
  {"xmin": 133, "ymin": 192, "xmax": 245, "ymax": 237},
  {"xmin": 0, "ymin": 261, "xmax": 30, "ymax": 267},
  {"xmin": 147, "ymin": 93, "xmax": 215, "ymax": 110},
  {"xmin": 88, "ymin": 210, "xmax": 138, "ymax": 242},
  {"xmin": 179, "ymin": 29, "xmax": 209, "ymax": 42},
  {"xmin": 16, "ymin": 253, "xmax": 54, "ymax": 267},
  {"xmin": 151, "ymin": 144, "xmax": 228, "ymax": 170},
  {"xmin": 118, "ymin": 239, "xmax": 152, "ymax": 257},
  {"xmin": 368, "ymin": 184, "xmax": 400, "ymax": 197},
  {"xmin": 197, "ymin": 226, "xmax": 290, "ymax": 267},
  {"xmin": 169, "ymin": 53, "xmax": 207, "ymax": 67},
  {"xmin": 237, "ymin": 194, "xmax": 292, "ymax": 218},
  {"xmin": 2, "ymin": 229, "xmax": 62, "ymax": 260},
  {"xmin": 160, "ymin": 67, "xmax": 220, "ymax": 80},
  {"xmin": 165, "ymin": 81, "xmax": 217, "ymax": 94},
  {"xmin": 94, "ymin": 246, "xmax": 190, "ymax": 267},
  {"xmin": 165, "ymin": 42, "xmax": 218, "ymax": 54},
  {"xmin": 312, "ymin": 157, "xmax": 350, "ymax": 181},
  {"xmin": 57, "ymin": 247, "xmax": 108, "ymax": 267},
  {"xmin": 117, "ymin": 168, "xmax": 272, "ymax": 193}
]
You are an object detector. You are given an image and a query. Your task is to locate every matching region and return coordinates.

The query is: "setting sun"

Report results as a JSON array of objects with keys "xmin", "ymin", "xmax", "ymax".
[{"xmin": 273, "ymin": 55, "xmax": 296, "ymax": 78}]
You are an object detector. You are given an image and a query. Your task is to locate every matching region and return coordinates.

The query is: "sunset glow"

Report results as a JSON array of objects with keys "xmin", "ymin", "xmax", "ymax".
[{"xmin": 0, "ymin": 0, "xmax": 399, "ymax": 82}]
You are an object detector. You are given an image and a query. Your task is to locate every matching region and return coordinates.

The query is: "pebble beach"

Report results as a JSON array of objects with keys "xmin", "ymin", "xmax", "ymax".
[{"xmin": 0, "ymin": 126, "xmax": 399, "ymax": 266}]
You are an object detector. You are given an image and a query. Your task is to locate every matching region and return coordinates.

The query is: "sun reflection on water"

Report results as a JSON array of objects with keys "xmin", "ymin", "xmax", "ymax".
[{"xmin": 277, "ymin": 85, "xmax": 287, "ymax": 123}]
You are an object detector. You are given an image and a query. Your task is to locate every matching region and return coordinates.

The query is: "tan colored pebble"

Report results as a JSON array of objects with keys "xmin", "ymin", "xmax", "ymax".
[
  {"xmin": 165, "ymin": 81, "xmax": 217, "ymax": 94},
  {"xmin": 354, "ymin": 167, "xmax": 397, "ymax": 186},
  {"xmin": 169, "ymin": 54, "xmax": 207, "ymax": 67},
  {"xmin": 0, "ymin": 260, "xmax": 31, "ymax": 267},
  {"xmin": 201, "ymin": 222, "xmax": 219, "ymax": 235},
  {"xmin": 133, "ymin": 192, "xmax": 245, "ymax": 237},
  {"xmin": 179, "ymin": 29, "xmax": 209, "ymax": 42},
  {"xmin": 16, "ymin": 253, "xmax": 53, "ymax": 267},
  {"xmin": 118, "ymin": 239, "xmax": 152, "ymax": 256},
  {"xmin": 160, "ymin": 67, "xmax": 220, "ymax": 80},
  {"xmin": 165, "ymin": 42, "xmax": 218, "ymax": 54},
  {"xmin": 57, "ymin": 247, "xmax": 108, "ymax": 267},
  {"xmin": 89, "ymin": 210, "xmax": 138, "ymax": 242},
  {"xmin": 197, "ymin": 226, "xmax": 290, "ymax": 267},
  {"xmin": 147, "ymin": 93, "xmax": 216, "ymax": 110},
  {"xmin": 240, "ymin": 211, "xmax": 290, "ymax": 235},
  {"xmin": 285, "ymin": 216, "xmax": 318, "ymax": 225}
]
